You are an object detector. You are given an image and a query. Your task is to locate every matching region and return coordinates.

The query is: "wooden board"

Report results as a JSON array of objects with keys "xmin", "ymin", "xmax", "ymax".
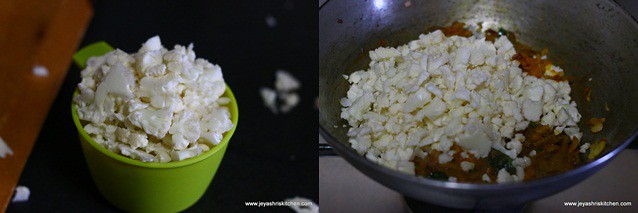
[{"xmin": 0, "ymin": 0, "xmax": 92, "ymax": 210}]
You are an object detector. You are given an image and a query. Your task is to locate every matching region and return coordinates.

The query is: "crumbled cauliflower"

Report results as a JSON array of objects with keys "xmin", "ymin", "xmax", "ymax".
[
  {"xmin": 340, "ymin": 30, "xmax": 582, "ymax": 181},
  {"xmin": 74, "ymin": 36, "xmax": 233, "ymax": 162}
]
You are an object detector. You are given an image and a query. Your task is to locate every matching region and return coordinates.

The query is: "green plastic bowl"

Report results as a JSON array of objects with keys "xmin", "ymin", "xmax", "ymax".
[{"xmin": 71, "ymin": 42, "xmax": 238, "ymax": 213}]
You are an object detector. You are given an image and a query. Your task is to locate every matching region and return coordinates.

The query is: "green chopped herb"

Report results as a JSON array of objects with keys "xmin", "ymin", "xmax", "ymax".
[
  {"xmin": 498, "ymin": 28, "xmax": 508, "ymax": 36},
  {"xmin": 488, "ymin": 149, "xmax": 517, "ymax": 174},
  {"xmin": 528, "ymin": 122, "xmax": 539, "ymax": 128},
  {"xmin": 427, "ymin": 171, "xmax": 449, "ymax": 180}
]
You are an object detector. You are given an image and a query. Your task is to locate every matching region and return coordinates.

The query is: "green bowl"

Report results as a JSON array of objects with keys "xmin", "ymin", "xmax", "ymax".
[{"xmin": 71, "ymin": 42, "xmax": 238, "ymax": 212}]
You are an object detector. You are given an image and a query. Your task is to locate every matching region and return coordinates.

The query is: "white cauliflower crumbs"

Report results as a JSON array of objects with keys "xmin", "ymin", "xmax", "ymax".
[
  {"xmin": 482, "ymin": 174, "xmax": 491, "ymax": 182},
  {"xmin": 276, "ymin": 69, "xmax": 301, "ymax": 92},
  {"xmin": 496, "ymin": 169, "xmax": 512, "ymax": 183},
  {"xmin": 285, "ymin": 197, "xmax": 319, "ymax": 213},
  {"xmin": 12, "ymin": 186, "xmax": 30, "ymax": 202},
  {"xmin": 280, "ymin": 92, "xmax": 300, "ymax": 113},
  {"xmin": 260, "ymin": 70, "xmax": 301, "ymax": 114},
  {"xmin": 438, "ymin": 153, "xmax": 453, "ymax": 164},
  {"xmin": 460, "ymin": 152, "xmax": 469, "ymax": 158},
  {"xmin": 260, "ymin": 87, "xmax": 278, "ymax": 113},
  {"xmin": 33, "ymin": 65, "xmax": 49, "ymax": 77},
  {"xmin": 579, "ymin": 143, "xmax": 590, "ymax": 153},
  {"xmin": 0, "ymin": 136, "xmax": 13, "ymax": 158},
  {"xmin": 460, "ymin": 161, "xmax": 475, "ymax": 172},
  {"xmin": 448, "ymin": 176, "xmax": 458, "ymax": 182},
  {"xmin": 529, "ymin": 150, "xmax": 537, "ymax": 156},
  {"xmin": 265, "ymin": 15, "xmax": 277, "ymax": 27},
  {"xmin": 544, "ymin": 64, "xmax": 563, "ymax": 77},
  {"xmin": 340, "ymin": 29, "xmax": 582, "ymax": 181},
  {"xmin": 74, "ymin": 36, "xmax": 233, "ymax": 163}
]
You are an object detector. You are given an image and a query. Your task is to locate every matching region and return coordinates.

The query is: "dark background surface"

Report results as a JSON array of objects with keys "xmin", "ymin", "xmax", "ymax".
[{"xmin": 7, "ymin": 0, "xmax": 318, "ymax": 212}]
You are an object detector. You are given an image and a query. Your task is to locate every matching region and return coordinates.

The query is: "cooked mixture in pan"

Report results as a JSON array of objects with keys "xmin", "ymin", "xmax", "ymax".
[{"xmin": 340, "ymin": 22, "xmax": 595, "ymax": 183}]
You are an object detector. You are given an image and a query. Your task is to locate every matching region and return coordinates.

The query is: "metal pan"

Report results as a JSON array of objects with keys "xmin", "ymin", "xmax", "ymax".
[{"xmin": 319, "ymin": 0, "xmax": 638, "ymax": 210}]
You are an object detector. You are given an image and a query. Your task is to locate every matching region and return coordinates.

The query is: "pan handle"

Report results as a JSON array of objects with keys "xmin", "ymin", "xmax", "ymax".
[{"xmin": 319, "ymin": 144, "xmax": 338, "ymax": 157}]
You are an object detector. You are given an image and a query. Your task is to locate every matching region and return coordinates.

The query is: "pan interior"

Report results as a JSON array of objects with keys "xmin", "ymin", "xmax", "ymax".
[{"xmin": 319, "ymin": 0, "xmax": 638, "ymax": 170}]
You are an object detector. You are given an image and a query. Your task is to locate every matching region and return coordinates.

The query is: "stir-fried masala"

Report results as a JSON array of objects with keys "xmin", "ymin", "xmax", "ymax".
[{"xmin": 413, "ymin": 23, "xmax": 586, "ymax": 183}]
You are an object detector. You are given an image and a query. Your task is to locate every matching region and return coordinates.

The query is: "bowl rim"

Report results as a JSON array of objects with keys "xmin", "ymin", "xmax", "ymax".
[{"xmin": 71, "ymin": 84, "xmax": 239, "ymax": 169}]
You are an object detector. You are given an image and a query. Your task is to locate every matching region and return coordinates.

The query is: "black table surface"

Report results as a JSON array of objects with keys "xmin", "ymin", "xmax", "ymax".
[{"xmin": 8, "ymin": 0, "xmax": 318, "ymax": 212}]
